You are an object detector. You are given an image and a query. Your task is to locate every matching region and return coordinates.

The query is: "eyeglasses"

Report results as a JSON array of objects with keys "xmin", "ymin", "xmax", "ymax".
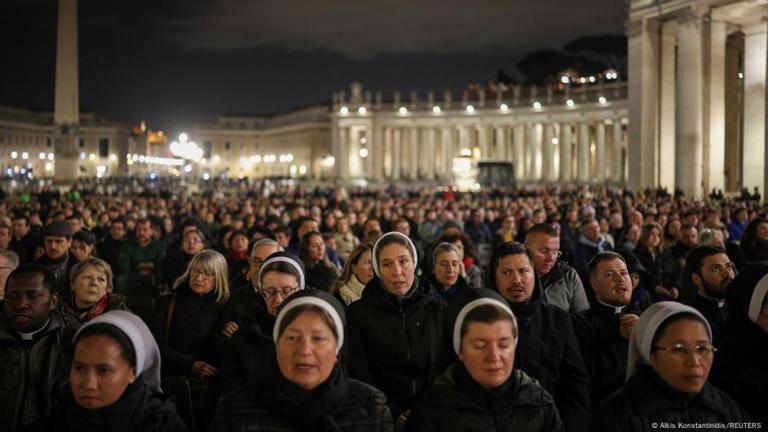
[
  {"xmin": 654, "ymin": 343, "xmax": 717, "ymax": 357},
  {"xmin": 248, "ymin": 257, "xmax": 265, "ymax": 266},
  {"xmin": 190, "ymin": 268, "xmax": 215, "ymax": 279},
  {"xmin": 438, "ymin": 262, "xmax": 460, "ymax": 271},
  {"xmin": 526, "ymin": 245, "xmax": 562, "ymax": 258},
  {"xmin": 261, "ymin": 286, "xmax": 299, "ymax": 298}
]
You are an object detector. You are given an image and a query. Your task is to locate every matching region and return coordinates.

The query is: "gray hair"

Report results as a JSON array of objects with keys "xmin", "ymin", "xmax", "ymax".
[
  {"xmin": 0, "ymin": 250, "xmax": 19, "ymax": 270},
  {"xmin": 698, "ymin": 228, "xmax": 724, "ymax": 247},
  {"xmin": 251, "ymin": 238, "xmax": 283, "ymax": 257},
  {"xmin": 433, "ymin": 242, "xmax": 461, "ymax": 269}
]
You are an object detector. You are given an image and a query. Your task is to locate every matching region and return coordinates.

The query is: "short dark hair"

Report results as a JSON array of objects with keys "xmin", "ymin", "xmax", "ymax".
[
  {"xmin": 274, "ymin": 224, "xmax": 291, "ymax": 236},
  {"xmin": 489, "ymin": 242, "xmax": 533, "ymax": 289},
  {"xmin": 74, "ymin": 323, "xmax": 136, "ymax": 369},
  {"xmin": 526, "ymin": 222, "xmax": 558, "ymax": 238},
  {"xmin": 73, "ymin": 230, "xmax": 96, "ymax": 246},
  {"xmin": 588, "ymin": 251, "xmax": 626, "ymax": 276},
  {"xmin": 685, "ymin": 245, "xmax": 727, "ymax": 277},
  {"xmin": 7, "ymin": 263, "xmax": 57, "ymax": 293}
]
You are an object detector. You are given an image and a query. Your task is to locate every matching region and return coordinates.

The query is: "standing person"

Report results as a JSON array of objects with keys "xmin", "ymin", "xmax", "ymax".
[
  {"xmin": 591, "ymin": 302, "xmax": 748, "ymax": 430},
  {"xmin": 330, "ymin": 243, "xmax": 373, "ymax": 306},
  {"xmin": 0, "ymin": 264, "xmax": 74, "ymax": 432},
  {"xmin": 347, "ymin": 232, "xmax": 445, "ymax": 422},
  {"xmin": 710, "ymin": 262, "xmax": 768, "ymax": 423},
  {"xmin": 212, "ymin": 290, "xmax": 394, "ymax": 431},
  {"xmin": 26, "ymin": 310, "xmax": 187, "ymax": 432},
  {"xmin": 684, "ymin": 246, "xmax": 735, "ymax": 346},
  {"xmin": 34, "ymin": 221, "xmax": 77, "ymax": 298},
  {"xmin": 525, "ymin": 223, "xmax": 589, "ymax": 312},
  {"xmin": 487, "ymin": 242, "xmax": 590, "ymax": 432},
  {"xmin": 572, "ymin": 252, "xmax": 639, "ymax": 404},
  {"xmin": 300, "ymin": 231, "xmax": 339, "ymax": 292},
  {"xmin": 406, "ymin": 288, "xmax": 562, "ymax": 432}
]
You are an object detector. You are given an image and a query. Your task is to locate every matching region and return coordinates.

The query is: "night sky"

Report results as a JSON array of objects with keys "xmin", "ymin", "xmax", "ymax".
[{"xmin": 0, "ymin": 0, "xmax": 626, "ymax": 135}]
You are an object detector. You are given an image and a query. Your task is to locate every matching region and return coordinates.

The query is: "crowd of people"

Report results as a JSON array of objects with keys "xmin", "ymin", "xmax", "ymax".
[{"xmin": 0, "ymin": 180, "xmax": 766, "ymax": 431}]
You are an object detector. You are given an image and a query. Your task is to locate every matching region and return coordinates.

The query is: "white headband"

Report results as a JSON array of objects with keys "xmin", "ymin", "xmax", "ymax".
[
  {"xmin": 371, "ymin": 232, "xmax": 418, "ymax": 278},
  {"xmin": 258, "ymin": 256, "xmax": 305, "ymax": 292},
  {"xmin": 749, "ymin": 273, "xmax": 768, "ymax": 323},
  {"xmin": 273, "ymin": 296, "xmax": 345, "ymax": 354},
  {"xmin": 453, "ymin": 298, "xmax": 517, "ymax": 355}
]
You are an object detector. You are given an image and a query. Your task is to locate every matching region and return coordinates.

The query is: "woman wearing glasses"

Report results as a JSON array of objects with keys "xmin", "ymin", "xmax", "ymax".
[
  {"xmin": 427, "ymin": 242, "xmax": 472, "ymax": 301},
  {"xmin": 152, "ymin": 249, "xmax": 230, "ymax": 429},
  {"xmin": 591, "ymin": 301, "xmax": 748, "ymax": 430},
  {"xmin": 217, "ymin": 252, "xmax": 306, "ymax": 395}
]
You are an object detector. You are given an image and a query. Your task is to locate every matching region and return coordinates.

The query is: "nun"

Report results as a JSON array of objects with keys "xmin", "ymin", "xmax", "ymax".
[
  {"xmin": 346, "ymin": 232, "xmax": 445, "ymax": 420},
  {"xmin": 26, "ymin": 310, "xmax": 187, "ymax": 431},
  {"xmin": 406, "ymin": 289, "xmax": 562, "ymax": 432},
  {"xmin": 212, "ymin": 290, "xmax": 394, "ymax": 431},
  {"xmin": 710, "ymin": 262, "xmax": 768, "ymax": 423},
  {"xmin": 591, "ymin": 301, "xmax": 749, "ymax": 430}
]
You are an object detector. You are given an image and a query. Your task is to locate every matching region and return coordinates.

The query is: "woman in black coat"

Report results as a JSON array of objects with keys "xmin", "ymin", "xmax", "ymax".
[
  {"xmin": 710, "ymin": 262, "xmax": 768, "ymax": 423},
  {"xmin": 27, "ymin": 310, "xmax": 187, "ymax": 432},
  {"xmin": 406, "ymin": 289, "xmax": 562, "ymax": 432},
  {"xmin": 426, "ymin": 242, "xmax": 473, "ymax": 302},
  {"xmin": 212, "ymin": 290, "xmax": 394, "ymax": 431},
  {"xmin": 300, "ymin": 231, "xmax": 340, "ymax": 292},
  {"xmin": 592, "ymin": 302, "xmax": 749, "ymax": 430},
  {"xmin": 347, "ymin": 232, "xmax": 445, "ymax": 421}
]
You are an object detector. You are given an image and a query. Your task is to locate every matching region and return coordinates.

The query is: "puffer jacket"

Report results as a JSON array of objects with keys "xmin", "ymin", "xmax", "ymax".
[
  {"xmin": 406, "ymin": 365, "xmax": 563, "ymax": 432},
  {"xmin": 347, "ymin": 276, "xmax": 445, "ymax": 416},
  {"xmin": 211, "ymin": 378, "xmax": 394, "ymax": 432},
  {"xmin": 540, "ymin": 261, "xmax": 590, "ymax": 313},
  {"xmin": 0, "ymin": 312, "xmax": 74, "ymax": 432},
  {"xmin": 591, "ymin": 366, "xmax": 749, "ymax": 431}
]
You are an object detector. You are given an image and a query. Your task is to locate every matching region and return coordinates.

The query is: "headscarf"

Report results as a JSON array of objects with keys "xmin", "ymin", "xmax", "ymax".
[
  {"xmin": 626, "ymin": 301, "xmax": 712, "ymax": 382},
  {"xmin": 448, "ymin": 288, "xmax": 517, "ymax": 355},
  {"xmin": 371, "ymin": 231, "xmax": 418, "ymax": 278},
  {"xmin": 75, "ymin": 310, "xmax": 162, "ymax": 393},
  {"xmin": 728, "ymin": 262, "xmax": 768, "ymax": 324},
  {"xmin": 273, "ymin": 290, "xmax": 346, "ymax": 354},
  {"xmin": 258, "ymin": 251, "xmax": 307, "ymax": 292}
]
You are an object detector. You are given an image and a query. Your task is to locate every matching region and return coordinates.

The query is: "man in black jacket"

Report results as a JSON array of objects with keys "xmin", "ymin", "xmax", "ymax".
[
  {"xmin": 0, "ymin": 264, "xmax": 73, "ymax": 432},
  {"xmin": 685, "ymin": 245, "xmax": 734, "ymax": 346},
  {"xmin": 488, "ymin": 242, "xmax": 591, "ymax": 432},
  {"xmin": 572, "ymin": 251, "xmax": 640, "ymax": 404},
  {"xmin": 33, "ymin": 221, "xmax": 77, "ymax": 299}
]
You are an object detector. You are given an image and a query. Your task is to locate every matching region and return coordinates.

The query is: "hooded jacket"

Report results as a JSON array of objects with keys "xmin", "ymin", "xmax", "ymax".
[
  {"xmin": 347, "ymin": 276, "xmax": 445, "ymax": 416},
  {"xmin": 0, "ymin": 312, "xmax": 74, "ymax": 432}
]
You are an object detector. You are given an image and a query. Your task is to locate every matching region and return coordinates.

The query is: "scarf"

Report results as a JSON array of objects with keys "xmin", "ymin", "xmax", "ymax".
[
  {"xmin": 67, "ymin": 294, "xmax": 110, "ymax": 323},
  {"xmin": 338, "ymin": 274, "xmax": 366, "ymax": 305},
  {"xmin": 258, "ymin": 357, "xmax": 349, "ymax": 432},
  {"xmin": 452, "ymin": 362, "xmax": 518, "ymax": 416}
]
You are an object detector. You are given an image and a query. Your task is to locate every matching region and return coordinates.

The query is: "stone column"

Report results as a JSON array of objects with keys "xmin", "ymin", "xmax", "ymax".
[
  {"xmin": 477, "ymin": 126, "xmax": 489, "ymax": 159},
  {"xmin": 426, "ymin": 128, "xmax": 436, "ymax": 180},
  {"xmin": 495, "ymin": 126, "xmax": 506, "ymax": 160},
  {"xmin": 542, "ymin": 123, "xmax": 554, "ymax": 181},
  {"xmin": 373, "ymin": 125, "xmax": 385, "ymax": 181},
  {"xmin": 676, "ymin": 12, "xmax": 705, "ymax": 198},
  {"xmin": 707, "ymin": 18, "xmax": 727, "ymax": 192},
  {"xmin": 392, "ymin": 127, "xmax": 401, "ymax": 180},
  {"xmin": 514, "ymin": 124, "xmax": 526, "ymax": 180},
  {"xmin": 743, "ymin": 21, "xmax": 768, "ymax": 194},
  {"xmin": 409, "ymin": 127, "xmax": 419, "ymax": 179},
  {"xmin": 659, "ymin": 20, "xmax": 677, "ymax": 190},
  {"xmin": 331, "ymin": 123, "xmax": 341, "ymax": 178},
  {"xmin": 613, "ymin": 121, "xmax": 624, "ymax": 182},
  {"xmin": 339, "ymin": 127, "xmax": 351, "ymax": 179},
  {"xmin": 442, "ymin": 127, "xmax": 454, "ymax": 180},
  {"xmin": 577, "ymin": 123, "xmax": 590, "ymax": 182},
  {"xmin": 595, "ymin": 121, "xmax": 606, "ymax": 181},
  {"xmin": 627, "ymin": 18, "xmax": 660, "ymax": 190}
]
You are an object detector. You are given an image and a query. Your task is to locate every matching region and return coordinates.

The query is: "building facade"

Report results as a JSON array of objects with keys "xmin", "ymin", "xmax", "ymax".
[{"xmin": 628, "ymin": 0, "xmax": 767, "ymax": 197}]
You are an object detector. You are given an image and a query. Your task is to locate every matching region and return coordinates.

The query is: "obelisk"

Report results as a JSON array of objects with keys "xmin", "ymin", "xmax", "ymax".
[{"xmin": 53, "ymin": 0, "xmax": 80, "ymax": 182}]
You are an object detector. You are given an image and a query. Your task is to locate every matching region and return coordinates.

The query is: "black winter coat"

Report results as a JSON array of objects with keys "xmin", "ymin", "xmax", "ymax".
[
  {"xmin": 212, "ymin": 373, "xmax": 394, "ymax": 432},
  {"xmin": 347, "ymin": 276, "xmax": 445, "ymax": 416},
  {"xmin": 0, "ymin": 313, "xmax": 74, "ymax": 432},
  {"xmin": 571, "ymin": 302, "xmax": 630, "ymax": 404},
  {"xmin": 500, "ymin": 278, "xmax": 591, "ymax": 432},
  {"xmin": 23, "ymin": 380, "xmax": 187, "ymax": 432},
  {"xmin": 591, "ymin": 366, "xmax": 749, "ymax": 431},
  {"xmin": 687, "ymin": 294, "xmax": 728, "ymax": 347},
  {"xmin": 406, "ymin": 364, "xmax": 563, "ymax": 432},
  {"xmin": 151, "ymin": 284, "xmax": 226, "ymax": 376},
  {"xmin": 306, "ymin": 262, "xmax": 338, "ymax": 292},
  {"xmin": 220, "ymin": 287, "xmax": 263, "ymax": 327}
]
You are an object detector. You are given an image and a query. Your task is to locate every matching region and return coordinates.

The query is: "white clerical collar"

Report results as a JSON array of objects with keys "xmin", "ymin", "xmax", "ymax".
[
  {"xmin": 17, "ymin": 318, "xmax": 50, "ymax": 341},
  {"xmin": 597, "ymin": 300, "xmax": 625, "ymax": 314}
]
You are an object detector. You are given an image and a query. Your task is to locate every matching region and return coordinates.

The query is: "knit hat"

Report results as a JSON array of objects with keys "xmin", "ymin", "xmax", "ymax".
[
  {"xmin": 727, "ymin": 262, "xmax": 768, "ymax": 324},
  {"xmin": 44, "ymin": 220, "xmax": 73, "ymax": 239},
  {"xmin": 371, "ymin": 231, "xmax": 418, "ymax": 278},
  {"xmin": 258, "ymin": 251, "xmax": 306, "ymax": 292},
  {"xmin": 447, "ymin": 288, "xmax": 517, "ymax": 355},
  {"xmin": 75, "ymin": 310, "xmax": 162, "ymax": 393},
  {"xmin": 273, "ymin": 290, "xmax": 346, "ymax": 355},
  {"xmin": 626, "ymin": 301, "xmax": 711, "ymax": 382}
]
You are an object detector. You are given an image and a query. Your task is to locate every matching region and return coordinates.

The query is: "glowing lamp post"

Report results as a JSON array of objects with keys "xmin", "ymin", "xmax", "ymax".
[{"xmin": 169, "ymin": 133, "xmax": 203, "ymax": 176}]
